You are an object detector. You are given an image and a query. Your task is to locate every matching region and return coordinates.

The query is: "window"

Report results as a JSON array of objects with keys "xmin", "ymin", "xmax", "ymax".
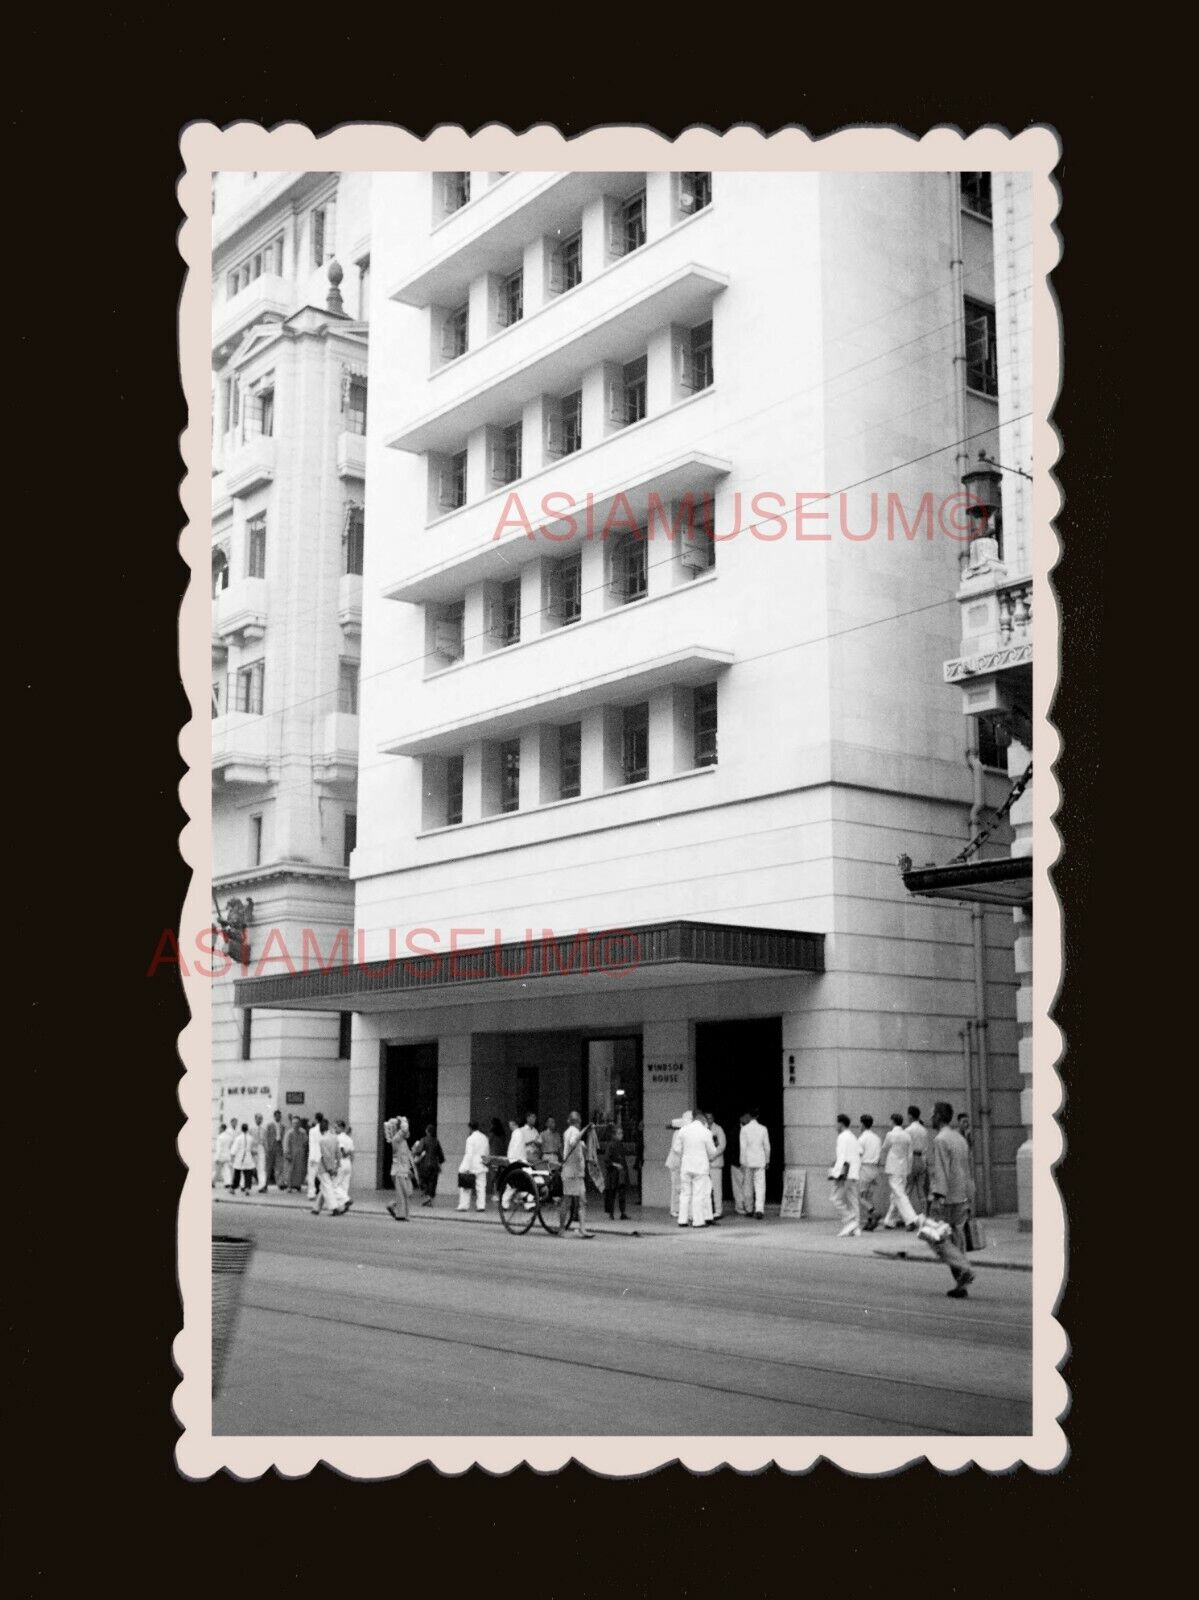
[
  {"xmin": 622, "ymin": 356, "xmax": 647, "ymax": 425},
  {"xmin": 558, "ymin": 722, "xmax": 582, "ymax": 799},
  {"xmin": 343, "ymin": 812, "xmax": 357, "ymax": 866},
  {"xmin": 241, "ymin": 1008, "xmax": 253, "ymax": 1061},
  {"xmin": 679, "ymin": 172, "xmax": 712, "ymax": 215},
  {"xmin": 257, "ymin": 386, "xmax": 274, "ymax": 438},
  {"xmin": 961, "ymin": 172, "xmax": 992, "ymax": 219},
  {"xmin": 621, "ymin": 702, "xmax": 649, "ymax": 785},
  {"xmin": 548, "ymin": 552, "xmax": 582, "ymax": 626},
  {"xmin": 438, "ymin": 450, "xmax": 468, "ymax": 511},
  {"xmin": 338, "ymin": 659, "xmax": 359, "ymax": 716},
  {"xmin": 211, "ymin": 678, "xmax": 223, "ymax": 718},
  {"xmin": 235, "ymin": 659, "xmax": 264, "ymax": 715},
  {"xmin": 343, "ymin": 504, "xmax": 365, "ymax": 576},
  {"xmin": 964, "ymin": 298, "xmax": 998, "ymax": 397},
  {"xmin": 550, "ymin": 231, "xmax": 582, "ymax": 294},
  {"xmin": 489, "ymin": 421, "xmax": 522, "ymax": 486},
  {"xmin": 246, "ymin": 514, "xmax": 266, "ymax": 579},
  {"xmin": 344, "ymin": 376, "xmax": 367, "ymax": 436},
  {"xmin": 441, "ymin": 303, "xmax": 469, "ymax": 362},
  {"xmin": 338, "ymin": 1011, "xmax": 353, "ymax": 1059},
  {"xmin": 693, "ymin": 683, "xmax": 718, "ymax": 767},
  {"xmin": 357, "ymin": 256, "xmax": 371, "ymax": 320},
  {"xmin": 311, "ymin": 205, "xmax": 328, "ymax": 267},
  {"xmin": 679, "ymin": 320, "xmax": 714, "ymax": 392},
  {"xmin": 445, "ymin": 755, "xmax": 464, "ymax": 826},
  {"xmin": 678, "ymin": 494, "xmax": 716, "ymax": 574},
  {"xmin": 499, "ymin": 577, "xmax": 521, "ymax": 646},
  {"xmin": 226, "ymin": 236, "xmax": 283, "ymax": 297},
  {"xmin": 499, "ymin": 739, "xmax": 521, "ymax": 813},
  {"xmin": 498, "ymin": 268, "xmax": 523, "ymax": 328},
  {"xmin": 250, "ymin": 813, "xmax": 263, "ymax": 866},
  {"xmin": 610, "ymin": 529, "xmax": 648, "ymax": 604},
  {"xmin": 611, "ymin": 189, "xmax": 646, "ymax": 256},
  {"xmin": 433, "ymin": 602, "xmax": 465, "ymax": 662},
  {"xmin": 212, "ymin": 546, "xmax": 229, "ymax": 597},
  {"xmin": 546, "ymin": 390, "xmax": 582, "ymax": 457},
  {"xmin": 976, "ymin": 714, "xmax": 1008, "ymax": 769},
  {"xmin": 440, "ymin": 172, "xmax": 470, "ymax": 215}
]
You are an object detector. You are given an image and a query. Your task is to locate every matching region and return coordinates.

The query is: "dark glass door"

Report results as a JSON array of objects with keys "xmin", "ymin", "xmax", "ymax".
[
  {"xmin": 696, "ymin": 1017, "xmax": 784, "ymax": 1205},
  {"xmin": 583, "ymin": 1035, "xmax": 643, "ymax": 1203}
]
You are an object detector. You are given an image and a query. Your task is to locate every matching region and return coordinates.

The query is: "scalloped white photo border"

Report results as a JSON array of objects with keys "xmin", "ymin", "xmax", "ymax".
[{"xmin": 175, "ymin": 121, "xmax": 1065, "ymax": 1479}]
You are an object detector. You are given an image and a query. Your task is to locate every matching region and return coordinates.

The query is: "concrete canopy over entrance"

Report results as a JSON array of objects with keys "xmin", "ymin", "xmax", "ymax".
[{"xmin": 233, "ymin": 920, "xmax": 824, "ymax": 1015}]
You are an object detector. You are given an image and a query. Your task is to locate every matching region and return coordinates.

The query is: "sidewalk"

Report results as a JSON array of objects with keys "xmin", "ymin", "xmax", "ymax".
[{"xmin": 211, "ymin": 1185, "xmax": 1031, "ymax": 1271}]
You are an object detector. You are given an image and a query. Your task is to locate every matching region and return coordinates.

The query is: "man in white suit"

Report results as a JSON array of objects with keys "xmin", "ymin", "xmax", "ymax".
[
  {"xmin": 829, "ymin": 1113, "xmax": 862, "ymax": 1236},
  {"xmin": 306, "ymin": 1114, "xmax": 324, "ymax": 1200},
  {"xmin": 677, "ymin": 1115, "xmax": 718, "ymax": 1228},
  {"xmin": 457, "ymin": 1120, "xmax": 491, "ymax": 1211},
  {"xmin": 739, "ymin": 1109, "xmax": 771, "ymax": 1219}
]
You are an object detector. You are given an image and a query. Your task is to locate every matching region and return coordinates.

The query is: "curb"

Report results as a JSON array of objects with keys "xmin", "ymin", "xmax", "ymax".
[
  {"xmin": 872, "ymin": 1247, "xmax": 1032, "ymax": 1274},
  {"xmin": 211, "ymin": 1193, "xmax": 670, "ymax": 1239},
  {"xmin": 211, "ymin": 1195, "xmax": 1030, "ymax": 1265}
]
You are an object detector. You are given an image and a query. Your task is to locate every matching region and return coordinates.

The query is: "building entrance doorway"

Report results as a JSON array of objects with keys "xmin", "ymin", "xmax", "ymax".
[
  {"xmin": 583, "ymin": 1035, "xmax": 643, "ymax": 1203},
  {"xmin": 380, "ymin": 1041, "xmax": 438, "ymax": 1187},
  {"xmin": 696, "ymin": 1017, "xmax": 784, "ymax": 1206}
]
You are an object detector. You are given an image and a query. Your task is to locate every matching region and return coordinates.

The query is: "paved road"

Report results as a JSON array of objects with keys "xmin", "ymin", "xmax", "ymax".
[{"xmin": 213, "ymin": 1207, "xmax": 1032, "ymax": 1437}]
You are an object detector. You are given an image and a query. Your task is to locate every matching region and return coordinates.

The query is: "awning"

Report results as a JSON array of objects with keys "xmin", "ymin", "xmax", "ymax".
[
  {"xmin": 901, "ymin": 854, "xmax": 1032, "ymax": 908},
  {"xmin": 233, "ymin": 919, "xmax": 824, "ymax": 1013}
]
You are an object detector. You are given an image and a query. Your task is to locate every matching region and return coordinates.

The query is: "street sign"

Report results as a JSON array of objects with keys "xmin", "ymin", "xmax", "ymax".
[{"xmin": 780, "ymin": 1166, "xmax": 807, "ymax": 1219}]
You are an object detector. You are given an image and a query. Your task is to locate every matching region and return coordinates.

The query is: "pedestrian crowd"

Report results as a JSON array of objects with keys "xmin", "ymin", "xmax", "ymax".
[
  {"xmin": 829, "ymin": 1102, "xmax": 980, "ymax": 1298},
  {"xmin": 212, "ymin": 1109, "xmax": 355, "ymax": 1215}
]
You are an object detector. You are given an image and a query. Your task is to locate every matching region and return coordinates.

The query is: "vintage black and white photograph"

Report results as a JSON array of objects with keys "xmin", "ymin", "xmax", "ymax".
[{"xmin": 174, "ymin": 125, "xmax": 1063, "ymax": 1475}]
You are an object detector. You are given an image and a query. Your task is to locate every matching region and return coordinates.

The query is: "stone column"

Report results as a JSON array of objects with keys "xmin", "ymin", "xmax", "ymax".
[
  {"xmin": 348, "ymin": 1013, "xmax": 387, "ymax": 1189},
  {"xmin": 641, "ymin": 1018, "xmax": 694, "ymax": 1209}
]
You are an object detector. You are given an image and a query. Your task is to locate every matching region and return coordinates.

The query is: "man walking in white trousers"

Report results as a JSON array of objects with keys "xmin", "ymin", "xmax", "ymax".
[
  {"xmin": 251, "ymin": 1113, "xmax": 268, "ymax": 1192},
  {"xmin": 306, "ymin": 1115, "xmax": 323, "ymax": 1200},
  {"xmin": 739, "ymin": 1109, "xmax": 771, "ymax": 1219},
  {"xmin": 678, "ymin": 1115, "xmax": 718, "ymax": 1228},
  {"xmin": 881, "ymin": 1113, "xmax": 919, "ymax": 1229},
  {"xmin": 457, "ymin": 1121, "xmax": 490, "ymax": 1211},
  {"xmin": 829, "ymin": 1113, "xmax": 861, "ymax": 1236}
]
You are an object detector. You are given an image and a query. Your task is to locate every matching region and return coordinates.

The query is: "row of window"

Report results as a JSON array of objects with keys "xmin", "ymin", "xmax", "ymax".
[
  {"xmin": 433, "ymin": 683, "xmax": 718, "ymax": 829},
  {"xmin": 433, "ymin": 323, "xmax": 711, "ymax": 514},
  {"xmin": 215, "ymin": 372, "xmax": 367, "ymax": 445},
  {"xmin": 428, "ymin": 520, "xmax": 714, "ymax": 668},
  {"xmin": 434, "ymin": 170, "xmax": 709, "ymax": 226},
  {"xmin": 433, "ymin": 174, "xmax": 712, "ymax": 370},
  {"xmin": 212, "ymin": 503, "xmax": 365, "ymax": 598},
  {"xmin": 212, "ymin": 659, "xmax": 360, "ymax": 719}
]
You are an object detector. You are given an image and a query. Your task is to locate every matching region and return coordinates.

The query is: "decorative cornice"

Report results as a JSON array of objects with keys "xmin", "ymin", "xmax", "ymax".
[{"xmin": 943, "ymin": 641, "xmax": 1033, "ymax": 682}]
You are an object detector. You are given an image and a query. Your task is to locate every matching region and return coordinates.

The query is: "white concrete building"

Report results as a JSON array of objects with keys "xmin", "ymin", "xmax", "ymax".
[
  {"xmin": 210, "ymin": 170, "xmax": 372, "ymax": 1135},
  {"xmin": 238, "ymin": 169, "xmax": 1022, "ymax": 1214},
  {"xmin": 905, "ymin": 170, "xmax": 1035, "ymax": 1225}
]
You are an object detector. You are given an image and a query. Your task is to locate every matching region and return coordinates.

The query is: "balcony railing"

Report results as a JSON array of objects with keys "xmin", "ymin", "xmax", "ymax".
[
  {"xmin": 225, "ymin": 435, "xmax": 277, "ymax": 498},
  {"xmin": 212, "ymin": 272, "xmax": 294, "ymax": 356},
  {"xmin": 997, "ymin": 578, "xmax": 1032, "ymax": 643}
]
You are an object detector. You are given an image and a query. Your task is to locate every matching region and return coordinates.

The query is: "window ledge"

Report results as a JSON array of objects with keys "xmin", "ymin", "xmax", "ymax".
[
  {"xmin": 417, "ymin": 761, "xmax": 716, "ymax": 841},
  {"xmin": 427, "ymin": 199, "xmax": 715, "ymax": 384},
  {"xmin": 430, "ymin": 173, "xmax": 517, "ymax": 237},
  {"xmin": 422, "ymin": 569, "xmax": 718, "ymax": 682},
  {"xmin": 424, "ymin": 385, "xmax": 718, "ymax": 533}
]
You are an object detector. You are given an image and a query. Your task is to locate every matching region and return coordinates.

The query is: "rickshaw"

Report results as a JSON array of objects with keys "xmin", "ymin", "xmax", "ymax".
[{"xmin": 490, "ymin": 1156, "xmax": 563, "ymax": 1236}]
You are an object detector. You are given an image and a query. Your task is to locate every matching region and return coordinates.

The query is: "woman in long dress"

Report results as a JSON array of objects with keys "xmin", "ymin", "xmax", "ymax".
[
  {"xmin": 288, "ymin": 1117, "xmax": 308, "ymax": 1192},
  {"xmin": 387, "ymin": 1117, "xmax": 418, "ymax": 1222}
]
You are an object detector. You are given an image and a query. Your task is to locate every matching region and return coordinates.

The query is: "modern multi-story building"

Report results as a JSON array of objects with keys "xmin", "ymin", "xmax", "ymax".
[
  {"xmin": 210, "ymin": 170, "xmax": 372, "ymax": 1134},
  {"xmin": 239, "ymin": 168, "xmax": 1024, "ymax": 1214},
  {"xmin": 903, "ymin": 170, "xmax": 1035, "ymax": 1226}
]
